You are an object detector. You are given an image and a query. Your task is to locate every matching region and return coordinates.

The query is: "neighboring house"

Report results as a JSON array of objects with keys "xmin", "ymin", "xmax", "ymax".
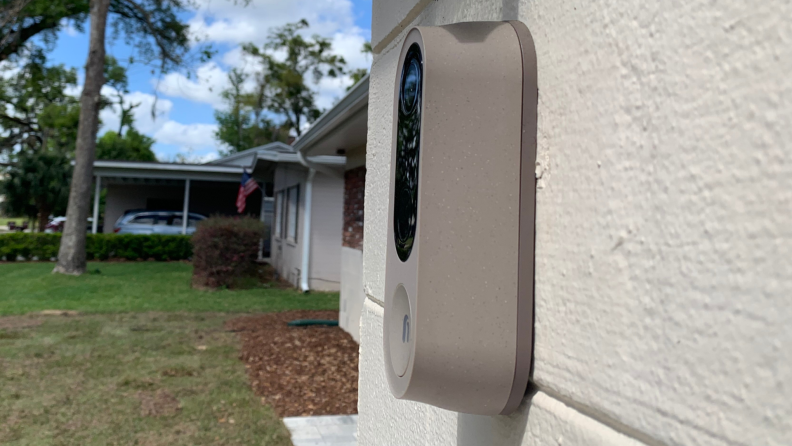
[
  {"xmin": 92, "ymin": 142, "xmax": 345, "ymax": 291},
  {"xmin": 92, "ymin": 75, "xmax": 369, "ymax": 332},
  {"xmin": 356, "ymin": 2, "xmax": 789, "ymax": 446}
]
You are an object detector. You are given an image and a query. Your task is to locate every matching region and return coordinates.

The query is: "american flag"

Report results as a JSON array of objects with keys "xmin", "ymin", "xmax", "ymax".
[{"xmin": 236, "ymin": 170, "xmax": 259, "ymax": 213}]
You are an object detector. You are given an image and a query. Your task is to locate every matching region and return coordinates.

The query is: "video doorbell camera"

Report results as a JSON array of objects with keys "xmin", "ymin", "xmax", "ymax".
[{"xmin": 384, "ymin": 21, "xmax": 538, "ymax": 415}]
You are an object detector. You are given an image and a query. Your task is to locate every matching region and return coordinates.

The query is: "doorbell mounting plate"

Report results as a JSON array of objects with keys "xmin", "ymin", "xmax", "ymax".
[{"xmin": 384, "ymin": 21, "xmax": 538, "ymax": 416}]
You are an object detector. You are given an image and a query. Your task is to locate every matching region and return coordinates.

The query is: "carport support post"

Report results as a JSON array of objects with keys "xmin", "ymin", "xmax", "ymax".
[
  {"xmin": 91, "ymin": 176, "xmax": 101, "ymax": 234},
  {"xmin": 182, "ymin": 179, "xmax": 191, "ymax": 235},
  {"xmin": 258, "ymin": 189, "xmax": 266, "ymax": 260}
]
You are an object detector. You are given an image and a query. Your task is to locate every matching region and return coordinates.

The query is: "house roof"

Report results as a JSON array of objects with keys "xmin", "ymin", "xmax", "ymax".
[
  {"xmin": 208, "ymin": 141, "xmax": 345, "ymax": 169},
  {"xmin": 93, "ymin": 135, "xmax": 345, "ymax": 183},
  {"xmin": 293, "ymin": 74, "xmax": 369, "ymax": 157}
]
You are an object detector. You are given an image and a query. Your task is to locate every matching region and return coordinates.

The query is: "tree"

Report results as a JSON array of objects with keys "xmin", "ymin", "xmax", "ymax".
[
  {"xmin": 213, "ymin": 68, "xmax": 289, "ymax": 155},
  {"xmin": 96, "ymin": 128, "xmax": 155, "ymax": 161},
  {"xmin": 54, "ymin": 0, "xmax": 112, "ymax": 275},
  {"xmin": 242, "ymin": 19, "xmax": 347, "ymax": 136},
  {"xmin": 0, "ymin": 52, "xmax": 80, "ymax": 156},
  {"xmin": 104, "ymin": 55, "xmax": 140, "ymax": 136},
  {"xmin": 346, "ymin": 41, "xmax": 372, "ymax": 91},
  {"xmin": 1, "ymin": 149, "xmax": 72, "ymax": 231},
  {"xmin": 53, "ymin": 0, "xmax": 207, "ymax": 275},
  {"xmin": 0, "ymin": 0, "xmax": 194, "ymax": 69},
  {"xmin": 0, "ymin": 1, "xmax": 88, "ymax": 63},
  {"xmin": 214, "ymin": 68, "xmax": 250, "ymax": 153}
]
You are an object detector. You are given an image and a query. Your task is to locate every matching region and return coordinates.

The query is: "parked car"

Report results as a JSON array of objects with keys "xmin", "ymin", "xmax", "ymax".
[
  {"xmin": 114, "ymin": 210, "xmax": 207, "ymax": 235},
  {"xmin": 44, "ymin": 216, "xmax": 97, "ymax": 233},
  {"xmin": 44, "ymin": 217, "xmax": 67, "ymax": 233}
]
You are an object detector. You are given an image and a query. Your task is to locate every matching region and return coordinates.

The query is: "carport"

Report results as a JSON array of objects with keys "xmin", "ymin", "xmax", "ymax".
[{"xmin": 92, "ymin": 161, "xmax": 268, "ymax": 236}]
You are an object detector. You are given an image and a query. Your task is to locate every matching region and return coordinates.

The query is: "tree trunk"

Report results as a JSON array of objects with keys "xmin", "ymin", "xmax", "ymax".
[
  {"xmin": 37, "ymin": 206, "xmax": 50, "ymax": 233},
  {"xmin": 53, "ymin": 0, "xmax": 110, "ymax": 275}
]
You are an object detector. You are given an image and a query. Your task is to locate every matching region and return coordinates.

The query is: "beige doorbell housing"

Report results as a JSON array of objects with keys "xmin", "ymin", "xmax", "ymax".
[{"xmin": 384, "ymin": 21, "xmax": 538, "ymax": 416}]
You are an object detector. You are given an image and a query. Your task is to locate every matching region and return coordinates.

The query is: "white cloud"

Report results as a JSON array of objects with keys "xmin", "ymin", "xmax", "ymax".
[
  {"xmin": 155, "ymin": 62, "xmax": 230, "ymax": 109},
  {"xmin": 81, "ymin": 85, "xmax": 224, "ymax": 162},
  {"xmin": 188, "ymin": 0, "xmax": 359, "ymax": 46},
  {"xmin": 156, "ymin": 0, "xmax": 371, "ymax": 115},
  {"xmin": 153, "ymin": 121, "xmax": 219, "ymax": 151},
  {"xmin": 98, "ymin": 87, "xmax": 174, "ymax": 135}
]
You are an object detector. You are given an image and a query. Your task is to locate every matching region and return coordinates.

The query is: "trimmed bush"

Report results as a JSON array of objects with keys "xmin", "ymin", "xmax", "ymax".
[
  {"xmin": 191, "ymin": 217, "xmax": 265, "ymax": 289},
  {"xmin": 0, "ymin": 233, "xmax": 192, "ymax": 262}
]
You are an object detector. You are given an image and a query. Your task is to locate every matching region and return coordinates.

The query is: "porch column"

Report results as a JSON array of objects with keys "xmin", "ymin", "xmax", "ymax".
[
  {"xmin": 92, "ymin": 176, "xmax": 101, "ymax": 234},
  {"xmin": 181, "ymin": 179, "xmax": 191, "ymax": 235}
]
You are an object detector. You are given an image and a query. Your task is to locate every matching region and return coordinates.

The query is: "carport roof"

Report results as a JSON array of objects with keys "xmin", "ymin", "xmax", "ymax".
[
  {"xmin": 94, "ymin": 160, "xmax": 244, "ymax": 182},
  {"xmin": 94, "ymin": 141, "xmax": 345, "ymax": 182}
]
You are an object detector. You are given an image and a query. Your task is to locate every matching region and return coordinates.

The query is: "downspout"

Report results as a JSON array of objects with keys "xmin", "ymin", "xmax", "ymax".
[
  {"xmin": 297, "ymin": 151, "xmax": 316, "ymax": 293},
  {"xmin": 296, "ymin": 151, "xmax": 343, "ymax": 293}
]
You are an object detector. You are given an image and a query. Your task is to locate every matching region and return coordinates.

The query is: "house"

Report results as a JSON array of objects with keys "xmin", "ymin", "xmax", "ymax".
[{"xmin": 93, "ymin": 141, "xmax": 346, "ymax": 291}]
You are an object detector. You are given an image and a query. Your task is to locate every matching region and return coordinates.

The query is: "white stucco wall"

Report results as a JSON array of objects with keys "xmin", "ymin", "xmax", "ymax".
[
  {"xmin": 339, "ymin": 246, "xmax": 365, "ymax": 342},
  {"xmin": 307, "ymin": 171, "xmax": 344, "ymax": 291},
  {"xmin": 360, "ymin": 1, "xmax": 792, "ymax": 446},
  {"xmin": 272, "ymin": 164, "xmax": 344, "ymax": 291}
]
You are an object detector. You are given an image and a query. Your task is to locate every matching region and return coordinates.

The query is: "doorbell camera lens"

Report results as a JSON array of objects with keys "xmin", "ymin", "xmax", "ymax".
[
  {"xmin": 401, "ymin": 57, "xmax": 421, "ymax": 114},
  {"xmin": 393, "ymin": 43, "xmax": 423, "ymax": 262}
]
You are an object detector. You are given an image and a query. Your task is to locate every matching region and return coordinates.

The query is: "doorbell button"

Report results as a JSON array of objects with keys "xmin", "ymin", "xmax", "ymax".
[{"xmin": 388, "ymin": 285, "xmax": 412, "ymax": 377}]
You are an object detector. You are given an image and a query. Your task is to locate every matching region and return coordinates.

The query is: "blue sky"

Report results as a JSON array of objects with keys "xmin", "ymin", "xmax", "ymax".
[{"xmin": 43, "ymin": 0, "xmax": 372, "ymax": 162}]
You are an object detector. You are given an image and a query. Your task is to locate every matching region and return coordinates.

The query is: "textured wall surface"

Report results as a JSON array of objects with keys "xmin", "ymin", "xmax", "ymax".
[
  {"xmin": 307, "ymin": 171, "xmax": 344, "ymax": 291},
  {"xmin": 272, "ymin": 165, "xmax": 307, "ymax": 287},
  {"xmin": 340, "ymin": 246, "xmax": 365, "ymax": 342},
  {"xmin": 360, "ymin": 0, "xmax": 792, "ymax": 445}
]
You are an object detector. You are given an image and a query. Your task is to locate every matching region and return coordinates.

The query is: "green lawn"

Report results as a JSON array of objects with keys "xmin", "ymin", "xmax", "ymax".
[
  {"xmin": 0, "ymin": 262, "xmax": 339, "ymax": 316},
  {"xmin": 0, "ymin": 261, "xmax": 341, "ymax": 445},
  {"xmin": 0, "ymin": 312, "xmax": 293, "ymax": 445}
]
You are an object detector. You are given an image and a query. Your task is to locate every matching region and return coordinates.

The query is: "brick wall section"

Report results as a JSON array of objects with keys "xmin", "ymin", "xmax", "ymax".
[{"xmin": 343, "ymin": 166, "xmax": 366, "ymax": 250}]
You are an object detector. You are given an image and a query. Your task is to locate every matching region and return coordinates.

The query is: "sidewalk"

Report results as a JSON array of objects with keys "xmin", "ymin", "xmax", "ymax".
[{"xmin": 283, "ymin": 414, "xmax": 358, "ymax": 446}]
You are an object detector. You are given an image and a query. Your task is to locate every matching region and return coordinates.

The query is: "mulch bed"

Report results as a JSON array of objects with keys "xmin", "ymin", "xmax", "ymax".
[{"xmin": 226, "ymin": 310, "xmax": 359, "ymax": 417}]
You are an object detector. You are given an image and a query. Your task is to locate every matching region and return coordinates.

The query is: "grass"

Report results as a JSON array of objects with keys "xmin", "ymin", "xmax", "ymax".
[
  {"xmin": 0, "ymin": 262, "xmax": 339, "ymax": 316},
  {"xmin": 0, "ymin": 312, "xmax": 293, "ymax": 445}
]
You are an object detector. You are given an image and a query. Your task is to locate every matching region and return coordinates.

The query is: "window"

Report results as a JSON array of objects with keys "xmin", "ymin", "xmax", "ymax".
[
  {"xmin": 275, "ymin": 191, "xmax": 284, "ymax": 238},
  {"xmin": 286, "ymin": 186, "xmax": 299, "ymax": 242},
  {"xmin": 130, "ymin": 215, "xmax": 155, "ymax": 225}
]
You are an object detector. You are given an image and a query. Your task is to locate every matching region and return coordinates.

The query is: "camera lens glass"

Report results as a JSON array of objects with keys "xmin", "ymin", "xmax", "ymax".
[
  {"xmin": 393, "ymin": 43, "xmax": 422, "ymax": 262},
  {"xmin": 401, "ymin": 58, "xmax": 420, "ymax": 114}
]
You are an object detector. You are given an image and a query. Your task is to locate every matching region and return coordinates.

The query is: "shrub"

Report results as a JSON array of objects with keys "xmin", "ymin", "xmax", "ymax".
[
  {"xmin": 191, "ymin": 217, "xmax": 265, "ymax": 289},
  {"xmin": 0, "ymin": 233, "xmax": 192, "ymax": 261}
]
